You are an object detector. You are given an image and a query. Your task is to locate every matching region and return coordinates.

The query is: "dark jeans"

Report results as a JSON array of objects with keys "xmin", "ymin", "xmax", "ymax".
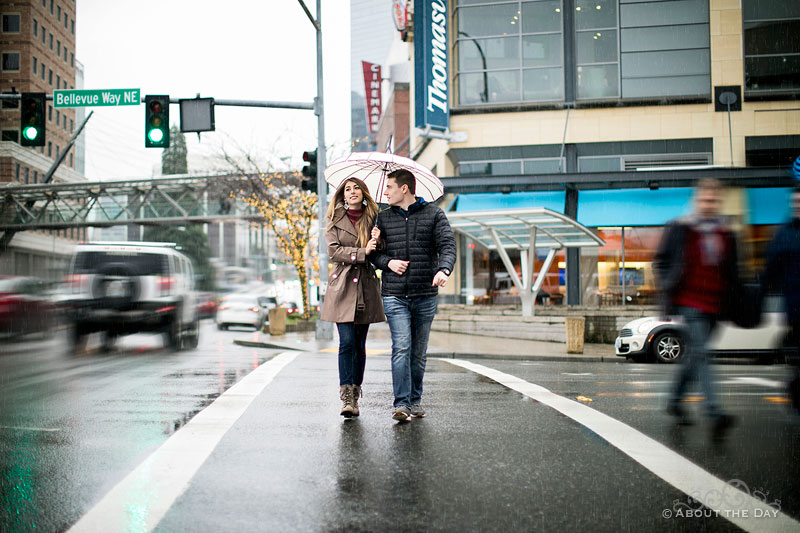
[
  {"xmin": 337, "ymin": 323, "xmax": 369, "ymax": 387},
  {"xmin": 669, "ymin": 306, "xmax": 723, "ymax": 418},
  {"xmin": 382, "ymin": 295, "xmax": 438, "ymax": 408}
]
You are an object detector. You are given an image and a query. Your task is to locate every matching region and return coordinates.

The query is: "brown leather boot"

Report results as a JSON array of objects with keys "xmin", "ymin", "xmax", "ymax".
[
  {"xmin": 352, "ymin": 385, "xmax": 361, "ymax": 417},
  {"xmin": 339, "ymin": 385, "xmax": 355, "ymax": 418}
]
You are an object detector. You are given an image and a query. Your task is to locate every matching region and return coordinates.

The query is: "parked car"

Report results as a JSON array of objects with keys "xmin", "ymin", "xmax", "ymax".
[
  {"xmin": 615, "ymin": 296, "xmax": 788, "ymax": 363},
  {"xmin": 61, "ymin": 242, "xmax": 199, "ymax": 351},
  {"xmin": 216, "ymin": 294, "xmax": 266, "ymax": 330},
  {"xmin": 0, "ymin": 276, "xmax": 54, "ymax": 340},
  {"xmin": 197, "ymin": 292, "xmax": 219, "ymax": 320}
]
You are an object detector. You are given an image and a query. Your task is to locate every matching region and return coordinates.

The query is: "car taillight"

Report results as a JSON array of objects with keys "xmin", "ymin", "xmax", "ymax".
[
  {"xmin": 65, "ymin": 274, "xmax": 87, "ymax": 293},
  {"xmin": 218, "ymin": 305, "xmax": 229, "ymax": 311},
  {"xmin": 158, "ymin": 276, "xmax": 174, "ymax": 296},
  {"xmin": 0, "ymin": 294, "xmax": 17, "ymax": 312},
  {"xmin": 249, "ymin": 307, "xmax": 260, "ymax": 313}
]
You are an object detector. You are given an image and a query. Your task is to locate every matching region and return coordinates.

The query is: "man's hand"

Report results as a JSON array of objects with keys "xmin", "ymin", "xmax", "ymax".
[
  {"xmin": 371, "ymin": 227, "xmax": 381, "ymax": 240},
  {"xmin": 388, "ymin": 259, "xmax": 409, "ymax": 275},
  {"xmin": 365, "ymin": 238, "xmax": 377, "ymax": 255},
  {"xmin": 432, "ymin": 270, "xmax": 449, "ymax": 287}
]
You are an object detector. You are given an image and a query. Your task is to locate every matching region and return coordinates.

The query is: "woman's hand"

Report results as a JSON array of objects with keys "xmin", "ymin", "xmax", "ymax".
[
  {"xmin": 371, "ymin": 226, "xmax": 381, "ymax": 240},
  {"xmin": 365, "ymin": 238, "xmax": 377, "ymax": 255}
]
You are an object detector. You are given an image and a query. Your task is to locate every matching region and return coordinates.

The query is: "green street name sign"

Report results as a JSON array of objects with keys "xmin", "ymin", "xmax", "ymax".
[{"xmin": 53, "ymin": 88, "xmax": 141, "ymax": 108}]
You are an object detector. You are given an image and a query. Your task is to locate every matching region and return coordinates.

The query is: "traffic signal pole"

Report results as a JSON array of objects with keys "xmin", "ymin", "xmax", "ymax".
[{"xmin": 299, "ymin": 0, "xmax": 332, "ymax": 340}]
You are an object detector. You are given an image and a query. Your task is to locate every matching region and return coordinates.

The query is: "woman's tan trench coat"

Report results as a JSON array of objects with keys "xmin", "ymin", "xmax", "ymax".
[{"xmin": 320, "ymin": 208, "xmax": 385, "ymax": 324}]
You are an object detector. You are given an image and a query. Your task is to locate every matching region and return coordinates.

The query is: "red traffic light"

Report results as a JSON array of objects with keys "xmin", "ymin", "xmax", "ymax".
[
  {"xmin": 149, "ymin": 100, "xmax": 163, "ymax": 114},
  {"xmin": 303, "ymin": 150, "xmax": 316, "ymax": 163}
]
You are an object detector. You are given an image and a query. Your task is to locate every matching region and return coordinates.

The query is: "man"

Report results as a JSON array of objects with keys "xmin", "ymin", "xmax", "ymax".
[
  {"xmin": 370, "ymin": 169, "xmax": 456, "ymax": 422},
  {"xmin": 763, "ymin": 186, "xmax": 800, "ymax": 412},
  {"xmin": 654, "ymin": 178, "xmax": 737, "ymax": 438}
]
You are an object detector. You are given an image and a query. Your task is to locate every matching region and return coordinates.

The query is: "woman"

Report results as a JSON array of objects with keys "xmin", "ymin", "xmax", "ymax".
[{"xmin": 320, "ymin": 178, "xmax": 385, "ymax": 418}]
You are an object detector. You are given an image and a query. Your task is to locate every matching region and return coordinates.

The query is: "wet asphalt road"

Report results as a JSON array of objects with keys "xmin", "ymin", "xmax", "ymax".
[{"xmin": 1, "ymin": 322, "xmax": 799, "ymax": 532}]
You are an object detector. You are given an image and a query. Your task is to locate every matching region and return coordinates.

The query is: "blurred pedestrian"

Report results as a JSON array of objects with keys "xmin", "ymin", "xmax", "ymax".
[
  {"xmin": 370, "ymin": 169, "xmax": 456, "ymax": 422},
  {"xmin": 762, "ymin": 185, "xmax": 800, "ymax": 413},
  {"xmin": 654, "ymin": 178, "xmax": 737, "ymax": 437},
  {"xmin": 321, "ymin": 178, "xmax": 385, "ymax": 418}
]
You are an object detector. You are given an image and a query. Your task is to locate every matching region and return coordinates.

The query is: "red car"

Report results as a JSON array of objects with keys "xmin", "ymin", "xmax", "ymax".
[
  {"xmin": 0, "ymin": 276, "xmax": 54, "ymax": 340},
  {"xmin": 196, "ymin": 292, "xmax": 219, "ymax": 320}
]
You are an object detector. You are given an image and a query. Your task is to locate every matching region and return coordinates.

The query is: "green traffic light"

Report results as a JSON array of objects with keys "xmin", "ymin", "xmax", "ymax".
[
  {"xmin": 22, "ymin": 125, "xmax": 39, "ymax": 141},
  {"xmin": 147, "ymin": 128, "xmax": 164, "ymax": 144}
]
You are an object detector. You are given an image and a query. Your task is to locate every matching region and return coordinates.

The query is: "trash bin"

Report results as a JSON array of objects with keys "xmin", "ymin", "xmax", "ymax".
[
  {"xmin": 565, "ymin": 316, "xmax": 585, "ymax": 354},
  {"xmin": 268, "ymin": 308, "xmax": 286, "ymax": 335}
]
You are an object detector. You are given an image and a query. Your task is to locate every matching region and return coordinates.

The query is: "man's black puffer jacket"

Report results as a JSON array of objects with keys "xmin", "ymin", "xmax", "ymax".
[{"xmin": 371, "ymin": 199, "xmax": 456, "ymax": 298}]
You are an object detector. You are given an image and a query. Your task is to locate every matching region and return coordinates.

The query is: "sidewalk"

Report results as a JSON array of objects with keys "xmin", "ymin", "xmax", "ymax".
[{"xmin": 234, "ymin": 322, "xmax": 618, "ymax": 363}]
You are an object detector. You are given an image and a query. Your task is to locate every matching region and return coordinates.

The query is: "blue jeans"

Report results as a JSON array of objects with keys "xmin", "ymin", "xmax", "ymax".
[
  {"xmin": 669, "ymin": 306, "xmax": 722, "ymax": 418},
  {"xmin": 337, "ymin": 323, "xmax": 369, "ymax": 386},
  {"xmin": 382, "ymin": 296, "xmax": 438, "ymax": 408}
]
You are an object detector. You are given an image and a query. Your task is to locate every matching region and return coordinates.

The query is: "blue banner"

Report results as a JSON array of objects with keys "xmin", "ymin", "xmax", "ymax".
[{"xmin": 414, "ymin": 0, "xmax": 449, "ymax": 131}]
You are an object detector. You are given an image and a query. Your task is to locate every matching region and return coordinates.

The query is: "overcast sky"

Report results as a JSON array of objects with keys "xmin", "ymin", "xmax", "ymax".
[{"xmin": 75, "ymin": 1, "xmax": 351, "ymax": 180}]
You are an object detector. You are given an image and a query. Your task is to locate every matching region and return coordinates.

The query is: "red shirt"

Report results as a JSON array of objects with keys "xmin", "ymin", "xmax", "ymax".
[
  {"xmin": 673, "ymin": 226, "xmax": 731, "ymax": 314},
  {"xmin": 346, "ymin": 208, "xmax": 363, "ymax": 228}
]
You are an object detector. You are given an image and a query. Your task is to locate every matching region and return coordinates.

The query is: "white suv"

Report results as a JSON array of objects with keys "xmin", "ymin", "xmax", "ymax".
[{"xmin": 63, "ymin": 242, "xmax": 199, "ymax": 351}]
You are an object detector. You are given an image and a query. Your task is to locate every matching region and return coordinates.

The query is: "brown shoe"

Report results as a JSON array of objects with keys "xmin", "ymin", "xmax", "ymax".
[
  {"xmin": 352, "ymin": 385, "xmax": 361, "ymax": 417},
  {"xmin": 340, "ymin": 385, "xmax": 355, "ymax": 418}
]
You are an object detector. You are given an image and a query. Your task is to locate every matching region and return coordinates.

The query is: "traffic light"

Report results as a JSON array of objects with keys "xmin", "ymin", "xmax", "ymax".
[
  {"xmin": 145, "ymin": 95, "xmax": 170, "ymax": 148},
  {"xmin": 19, "ymin": 93, "xmax": 46, "ymax": 147},
  {"xmin": 301, "ymin": 149, "xmax": 317, "ymax": 192}
]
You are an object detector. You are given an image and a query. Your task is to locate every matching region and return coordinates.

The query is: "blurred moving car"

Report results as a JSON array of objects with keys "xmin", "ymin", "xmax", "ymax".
[
  {"xmin": 280, "ymin": 301, "xmax": 302, "ymax": 315},
  {"xmin": 615, "ymin": 296, "xmax": 788, "ymax": 363},
  {"xmin": 216, "ymin": 294, "xmax": 266, "ymax": 330},
  {"xmin": 0, "ymin": 276, "xmax": 54, "ymax": 340},
  {"xmin": 62, "ymin": 242, "xmax": 199, "ymax": 351},
  {"xmin": 197, "ymin": 292, "xmax": 219, "ymax": 320}
]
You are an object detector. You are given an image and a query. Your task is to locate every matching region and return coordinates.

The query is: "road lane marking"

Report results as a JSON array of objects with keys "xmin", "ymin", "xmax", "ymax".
[
  {"xmin": 443, "ymin": 358, "xmax": 799, "ymax": 533},
  {"xmin": 0, "ymin": 426, "xmax": 61, "ymax": 432},
  {"xmin": 722, "ymin": 377, "xmax": 784, "ymax": 388},
  {"xmin": 68, "ymin": 351, "xmax": 298, "ymax": 533}
]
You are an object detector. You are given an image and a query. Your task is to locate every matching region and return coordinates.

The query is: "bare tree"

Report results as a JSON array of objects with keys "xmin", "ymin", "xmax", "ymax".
[{"xmin": 217, "ymin": 144, "xmax": 318, "ymax": 320}]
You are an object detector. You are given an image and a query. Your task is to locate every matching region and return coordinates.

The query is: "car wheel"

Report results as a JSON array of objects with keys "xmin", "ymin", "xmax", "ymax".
[
  {"xmin": 217, "ymin": 323, "xmax": 226, "ymax": 331},
  {"xmin": 68, "ymin": 324, "xmax": 87, "ymax": 354},
  {"xmin": 165, "ymin": 318, "xmax": 182, "ymax": 351},
  {"xmin": 186, "ymin": 320, "xmax": 200, "ymax": 349},
  {"xmin": 100, "ymin": 331, "xmax": 117, "ymax": 352},
  {"xmin": 653, "ymin": 332, "xmax": 683, "ymax": 363}
]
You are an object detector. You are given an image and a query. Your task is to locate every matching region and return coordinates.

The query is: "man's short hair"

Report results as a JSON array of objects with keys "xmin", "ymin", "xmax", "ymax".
[
  {"xmin": 695, "ymin": 177, "xmax": 723, "ymax": 193},
  {"xmin": 387, "ymin": 168, "xmax": 416, "ymax": 195}
]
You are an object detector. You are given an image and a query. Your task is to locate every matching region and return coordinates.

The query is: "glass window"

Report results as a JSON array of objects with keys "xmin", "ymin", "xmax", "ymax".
[
  {"xmin": 459, "ymin": 4, "xmax": 520, "ymax": 37},
  {"xmin": 2, "ymin": 14, "xmax": 21, "ymax": 32},
  {"xmin": 523, "ymin": 67, "xmax": 564, "ymax": 100},
  {"xmin": 457, "ymin": 1, "xmax": 564, "ymax": 105},
  {"xmin": 523, "ymin": 158, "xmax": 563, "ymax": 173},
  {"xmin": 33, "ymin": 18, "xmax": 38, "ymax": 36},
  {"xmin": 40, "ymin": 63, "xmax": 45, "ymax": 80},
  {"xmin": 577, "ymin": 64, "xmax": 619, "ymax": 98},
  {"xmin": 1, "ymin": 91, "xmax": 18, "ymax": 109},
  {"xmin": 621, "ymin": 49, "xmax": 709, "ymax": 78},
  {"xmin": 41, "ymin": 26, "xmax": 45, "ymax": 43},
  {"xmin": 743, "ymin": 1, "xmax": 800, "ymax": 93},
  {"xmin": 743, "ymin": 0, "xmax": 800, "ymax": 20},
  {"xmin": 575, "ymin": 0, "xmax": 617, "ymax": 30},
  {"xmin": 576, "ymin": 30, "xmax": 618, "ymax": 64},
  {"xmin": 48, "ymin": 68, "xmax": 53, "ymax": 84},
  {"xmin": 24, "ymin": 168, "xmax": 29, "ymax": 184},
  {"xmin": 521, "ymin": 1, "xmax": 561, "ymax": 33},
  {"xmin": 622, "ymin": 74, "xmax": 710, "ymax": 98},
  {"xmin": 522, "ymin": 33, "xmax": 562, "ymax": 67},
  {"xmin": 460, "ymin": 160, "xmax": 522, "ymax": 175},
  {"xmin": 1, "ymin": 130, "xmax": 18, "ymax": 142},
  {"xmin": 1, "ymin": 53, "xmax": 20, "ymax": 71},
  {"xmin": 49, "ymin": 33, "xmax": 53, "ymax": 50},
  {"xmin": 32, "ymin": 56, "xmax": 37, "ymax": 74}
]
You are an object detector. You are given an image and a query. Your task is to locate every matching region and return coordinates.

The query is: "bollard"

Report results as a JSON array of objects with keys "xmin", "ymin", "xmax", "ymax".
[
  {"xmin": 565, "ymin": 316, "xmax": 585, "ymax": 354},
  {"xmin": 268, "ymin": 308, "xmax": 286, "ymax": 336}
]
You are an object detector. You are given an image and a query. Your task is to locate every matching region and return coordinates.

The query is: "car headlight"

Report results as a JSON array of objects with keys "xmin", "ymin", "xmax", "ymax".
[{"xmin": 637, "ymin": 321, "xmax": 654, "ymax": 334}]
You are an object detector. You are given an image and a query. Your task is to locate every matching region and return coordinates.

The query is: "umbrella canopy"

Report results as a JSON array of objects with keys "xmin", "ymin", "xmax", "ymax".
[{"xmin": 324, "ymin": 152, "xmax": 444, "ymax": 202}]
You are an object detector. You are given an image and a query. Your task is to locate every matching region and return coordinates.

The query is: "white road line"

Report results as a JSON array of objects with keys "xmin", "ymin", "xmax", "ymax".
[
  {"xmin": 721, "ymin": 377, "xmax": 784, "ymax": 388},
  {"xmin": 0, "ymin": 426, "xmax": 61, "ymax": 432},
  {"xmin": 443, "ymin": 358, "xmax": 798, "ymax": 533},
  {"xmin": 68, "ymin": 351, "xmax": 298, "ymax": 533}
]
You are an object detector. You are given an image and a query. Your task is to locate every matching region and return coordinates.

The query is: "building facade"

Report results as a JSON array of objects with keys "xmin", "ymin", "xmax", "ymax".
[
  {"xmin": 392, "ymin": 0, "xmax": 799, "ymax": 307},
  {"xmin": 0, "ymin": 0, "xmax": 85, "ymax": 278}
]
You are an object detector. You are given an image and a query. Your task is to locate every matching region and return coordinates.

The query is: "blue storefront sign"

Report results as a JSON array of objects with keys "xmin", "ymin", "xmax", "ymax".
[{"xmin": 414, "ymin": 0, "xmax": 449, "ymax": 131}]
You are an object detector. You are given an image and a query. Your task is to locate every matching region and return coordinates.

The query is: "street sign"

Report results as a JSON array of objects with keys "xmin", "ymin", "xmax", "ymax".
[{"xmin": 53, "ymin": 89, "xmax": 141, "ymax": 108}]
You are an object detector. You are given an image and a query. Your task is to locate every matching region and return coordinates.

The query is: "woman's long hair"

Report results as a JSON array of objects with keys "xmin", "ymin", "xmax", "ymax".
[{"xmin": 325, "ymin": 178, "xmax": 378, "ymax": 247}]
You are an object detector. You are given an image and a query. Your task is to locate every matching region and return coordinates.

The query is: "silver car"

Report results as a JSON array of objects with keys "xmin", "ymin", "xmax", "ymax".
[{"xmin": 216, "ymin": 294, "xmax": 266, "ymax": 330}]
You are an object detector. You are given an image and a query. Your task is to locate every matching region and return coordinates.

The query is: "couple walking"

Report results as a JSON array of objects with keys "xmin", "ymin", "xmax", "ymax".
[{"xmin": 320, "ymin": 169, "xmax": 456, "ymax": 422}]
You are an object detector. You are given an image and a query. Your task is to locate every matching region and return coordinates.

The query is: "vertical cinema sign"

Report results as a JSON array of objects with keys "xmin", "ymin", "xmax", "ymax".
[
  {"xmin": 414, "ymin": 0, "xmax": 449, "ymax": 130},
  {"xmin": 362, "ymin": 61, "xmax": 382, "ymax": 134}
]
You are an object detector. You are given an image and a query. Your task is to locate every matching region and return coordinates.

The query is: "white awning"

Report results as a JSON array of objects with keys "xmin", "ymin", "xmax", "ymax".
[
  {"xmin": 447, "ymin": 207, "xmax": 605, "ymax": 250},
  {"xmin": 447, "ymin": 208, "xmax": 604, "ymax": 316}
]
